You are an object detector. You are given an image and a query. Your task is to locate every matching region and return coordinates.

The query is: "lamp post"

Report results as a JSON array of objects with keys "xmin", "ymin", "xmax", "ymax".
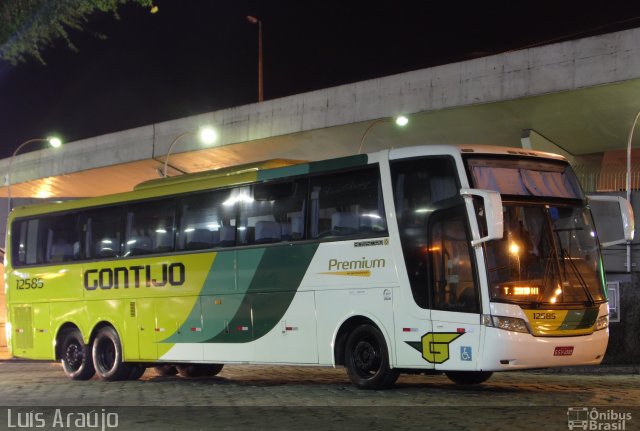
[
  {"xmin": 162, "ymin": 126, "xmax": 218, "ymax": 177},
  {"xmin": 246, "ymin": 15, "xmax": 263, "ymax": 102},
  {"xmin": 6, "ymin": 137, "xmax": 62, "ymax": 213},
  {"xmin": 357, "ymin": 115, "xmax": 409, "ymax": 154},
  {"xmin": 625, "ymin": 110, "xmax": 640, "ymax": 273}
]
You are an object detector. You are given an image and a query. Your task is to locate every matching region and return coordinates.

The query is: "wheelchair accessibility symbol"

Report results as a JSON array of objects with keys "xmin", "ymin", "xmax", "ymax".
[{"xmin": 460, "ymin": 346, "xmax": 472, "ymax": 361}]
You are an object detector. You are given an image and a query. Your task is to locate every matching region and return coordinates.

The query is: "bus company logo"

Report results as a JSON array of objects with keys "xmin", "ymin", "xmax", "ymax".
[
  {"xmin": 319, "ymin": 257, "xmax": 386, "ymax": 277},
  {"xmin": 406, "ymin": 332, "xmax": 464, "ymax": 364},
  {"xmin": 83, "ymin": 262, "xmax": 186, "ymax": 291},
  {"xmin": 567, "ymin": 407, "xmax": 632, "ymax": 430}
]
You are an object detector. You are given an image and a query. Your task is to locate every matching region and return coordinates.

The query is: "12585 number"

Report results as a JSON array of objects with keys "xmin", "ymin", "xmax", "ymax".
[
  {"xmin": 16, "ymin": 278, "xmax": 44, "ymax": 290},
  {"xmin": 533, "ymin": 312, "xmax": 556, "ymax": 320}
]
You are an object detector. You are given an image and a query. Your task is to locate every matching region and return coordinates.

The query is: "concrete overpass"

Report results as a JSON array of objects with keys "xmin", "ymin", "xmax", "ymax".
[{"xmin": 1, "ymin": 26, "xmax": 639, "ymax": 202}]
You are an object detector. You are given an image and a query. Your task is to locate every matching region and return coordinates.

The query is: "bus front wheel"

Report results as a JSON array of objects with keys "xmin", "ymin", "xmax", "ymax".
[
  {"xmin": 344, "ymin": 324, "xmax": 399, "ymax": 390},
  {"xmin": 445, "ymin": 371, "xmax": 493, "ymax": 385},
  {"xmin": 92, "ymin": 326, "xmax": 132, "ymax": 381},
  {"xmin": 60, "ymin": 328, "xmax": 95, "ymax": 381}
]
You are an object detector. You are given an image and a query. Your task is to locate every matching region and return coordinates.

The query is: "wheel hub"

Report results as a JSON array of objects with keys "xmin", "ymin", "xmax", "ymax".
[
  {"xmin": 354, "ymin": 340, "xmax": 378, "ymax": 371},
  {"xmin": 65, "ymin": 344, "xmax": 82, "ymax": 370}
]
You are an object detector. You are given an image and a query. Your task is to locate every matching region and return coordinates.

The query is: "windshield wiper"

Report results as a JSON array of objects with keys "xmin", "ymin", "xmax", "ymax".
[
  {"xmin": 561, "ymin": 249, "xmax": 595, "ymax": 306},
  {"xmin": 553, "ymin": 227, "xmax": 595, "ymax": 306}
]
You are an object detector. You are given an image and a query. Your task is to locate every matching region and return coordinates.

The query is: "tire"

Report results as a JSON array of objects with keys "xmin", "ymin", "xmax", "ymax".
[
  {"xmin": 445, "ymin": 371, "xmax": 493, "ymax": 385},
  {"xmin": 344, "ymin": 324, "xmax": 399, "ymax": 390},
  {"xmin": 92, "ymin": 326, "xmax": 132, "ymax": 381},
  {"xmin": 176, "ymin": 364, "xmax": 224, "ymax": 378},
  {"xmin": 154, "ymin": 365, "xmax": 178, "ymax": 376},
  {"xmin": 60, "ymin": 328, "xmax": 95, "ymax": 381},
  {"xmin": 127, "ymin": 365, "xmax": 146, "ymax": 380}
]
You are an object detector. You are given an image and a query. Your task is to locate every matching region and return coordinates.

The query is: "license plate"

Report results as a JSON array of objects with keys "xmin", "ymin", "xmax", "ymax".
[{"xmin": 554, "ymin": 346, "xmax": 574, "ymax": 356}]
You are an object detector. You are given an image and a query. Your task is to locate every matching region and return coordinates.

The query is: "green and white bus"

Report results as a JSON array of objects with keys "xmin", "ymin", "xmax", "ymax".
[{"xmin": 4, "ymin": 145, "xmax": 633, "ymax": 389}]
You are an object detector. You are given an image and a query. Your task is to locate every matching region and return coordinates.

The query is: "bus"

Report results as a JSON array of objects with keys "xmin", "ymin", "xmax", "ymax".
[{"xmin": 4, "ymin": 145, "xmax": 634, "ymax": 389}]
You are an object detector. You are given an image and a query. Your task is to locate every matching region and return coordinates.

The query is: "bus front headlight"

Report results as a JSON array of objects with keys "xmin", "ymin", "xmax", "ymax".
[
  {"xmin": 483, "ymin": 314, "xmax": 530, "ymax": 334},
  {"xmin": 595, "ymin": 315, "xmax": 609, "ymax": 331}
]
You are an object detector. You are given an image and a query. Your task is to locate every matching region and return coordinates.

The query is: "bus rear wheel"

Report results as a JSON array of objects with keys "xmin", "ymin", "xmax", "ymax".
[
  {"xmin": 60, "ymin": 328, "xmax": 95, "ymax": 381},
  {"xmin": 176, "ymin": 364, "xmax": 224, "ymax": 378},
  {"xmin": 445, "ymin": 371, "xmax": 493, "ymax": 385},
  {"xmin": 344, "ymin": 324, "xmax": 399, "ymax": 390},
  {"xmin": 92, "ymin": 326, "xmax": 132, "ymax": 381}
]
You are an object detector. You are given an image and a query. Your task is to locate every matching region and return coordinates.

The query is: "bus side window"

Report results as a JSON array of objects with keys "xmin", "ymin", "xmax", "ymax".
[
  {"xmin": 390, "ymin": 156, "xmax": 461, "ymax": 309},
  {"xmin": 86, "ymin": 206, "xmax": 122, "ymax": 259},
  {"xmin": 12, "ymin": 219, "xmax": 41, "ymax": 265},
  {"xmin": 124, "ymin": 199, "xmax": 176, "ymax": 256},
  {"xmin": 178, "ymin": 188, "xmax": 236, "ymax": 251},
  {"xmin": 44, "ymin": 214, "xmax": 82, "ymax": 263},
  {"xmin": 309, "ymin": 166, "xmax": 386, "ymax": 239},
  {"xmin": 239, "ymin": 180, "xmax": 308, "ymax": 245},
  {"xmin": 428, "ymin": 209, "xmax": 479, "ymax": 313}
]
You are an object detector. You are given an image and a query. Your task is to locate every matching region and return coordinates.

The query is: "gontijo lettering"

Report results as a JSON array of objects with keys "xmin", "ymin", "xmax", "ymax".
[
  {"xmin": 328, "ymin": 257, "xmax": 385, "ymax": 270},
  {"xmin": 84, "ymin": 262, "xmax": 185, "ymax": 290}
]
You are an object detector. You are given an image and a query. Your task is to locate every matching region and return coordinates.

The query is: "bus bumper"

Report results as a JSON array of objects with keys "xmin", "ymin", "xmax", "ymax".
[{"xmin": 479, "ymin": 327, "xmax": 609, "ymax": 371}]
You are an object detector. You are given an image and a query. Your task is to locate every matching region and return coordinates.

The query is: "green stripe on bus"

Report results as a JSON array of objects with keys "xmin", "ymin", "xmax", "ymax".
[
  {"xmin": 308, "ymin": 154, "xmax": 368, "ymax": 174},
  {"xmin": 162, "ymin": 243, "xmax": 318, "ymax": 344},
  {"xmin": 162, "ymin": 249, "xmax": 264, "ymax": 343},
  {"xmin": 204, "ymin": 243, "xmax": 318, "ymax": 343},
  {"xmin": 559, "ymin": 308, "xmax": 598, "ymax": 330},
  {"xmin": 258, "ymin": 164, "xmax": 310, "ymax": 181}
]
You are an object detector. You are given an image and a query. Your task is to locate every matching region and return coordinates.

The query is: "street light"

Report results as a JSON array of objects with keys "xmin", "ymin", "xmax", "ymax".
[
  {"xmin": 6, "ymin": 136, "xmax": 63, "ymax": 213},
  {"xmin": 357, "ymin": 115, "xmax": 409, "ymax": 154},
  {"xmin": 162, "ymin": 126, "xmax": 218, "ymax": 177},
  {"xmin": 246, "ymin": 15, "xmax": 263, "ymax": 102}
]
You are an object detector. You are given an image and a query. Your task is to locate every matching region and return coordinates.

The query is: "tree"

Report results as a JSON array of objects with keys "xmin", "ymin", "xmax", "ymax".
[{"xmin": 0, "ymin": 0, "xmax": 155, "ymax": 64}]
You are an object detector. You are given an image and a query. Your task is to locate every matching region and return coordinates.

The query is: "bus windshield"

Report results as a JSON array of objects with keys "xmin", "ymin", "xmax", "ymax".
[
  {"xmin": 466, "ymin": 156, "xmax": 605, "ymax": 306},
  {"xmin": 485, "ymin": 204, "xmax": 605, "ymax": 306},
  {"xmin": 466, "ymin": 158, "xmax": 583, "ymax": 199}
]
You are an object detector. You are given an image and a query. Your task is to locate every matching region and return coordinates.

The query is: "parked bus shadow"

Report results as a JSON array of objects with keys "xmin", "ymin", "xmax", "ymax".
[{"xmin": 141, "ymin": 369, "xmax": 576, "ymax": 395}]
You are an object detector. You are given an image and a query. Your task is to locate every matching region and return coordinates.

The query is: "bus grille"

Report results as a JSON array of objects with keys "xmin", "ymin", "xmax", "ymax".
[{"xmin": 13, "ymin": 306, "xmax": 33, "ymax": 350}]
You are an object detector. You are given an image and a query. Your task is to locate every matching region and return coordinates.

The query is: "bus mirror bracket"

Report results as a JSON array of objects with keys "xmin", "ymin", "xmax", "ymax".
[
  {"xmin": 460, "ymin": 188, "xmax": 504, "ymax": 247},
  {"xmin": 587, "ymin": 195, "xmax": 635, "ymax": 247}
]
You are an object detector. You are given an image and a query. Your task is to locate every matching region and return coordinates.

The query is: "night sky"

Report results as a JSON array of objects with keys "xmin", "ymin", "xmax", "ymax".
[{"xmin": 1, "ymin": 1, "xmax": 640, "ymax": 159}]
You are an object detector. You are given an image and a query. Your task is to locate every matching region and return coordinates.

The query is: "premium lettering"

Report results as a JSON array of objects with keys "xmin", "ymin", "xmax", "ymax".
[
  {"xmin": 328, "ymin": 257, "xmax": 385, "ymax": 271},
  {"xmin": 84, "ymin": 263, "xmax": 185, "ymax": 290}
]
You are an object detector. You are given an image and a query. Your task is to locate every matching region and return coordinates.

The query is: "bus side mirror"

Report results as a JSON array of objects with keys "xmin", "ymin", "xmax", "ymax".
[
  {"xmin": 460, "ymin": 188, "xmax": 504, "ymax": 246},
  {"xmin": 587, "ymin": 195, "xmax": 635, "ymax": 247}
]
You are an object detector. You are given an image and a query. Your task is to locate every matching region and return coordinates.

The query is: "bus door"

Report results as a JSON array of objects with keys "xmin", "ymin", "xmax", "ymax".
[{"xmin": 426, "ymin": 205, "xmax": 482, "ymax": 371}]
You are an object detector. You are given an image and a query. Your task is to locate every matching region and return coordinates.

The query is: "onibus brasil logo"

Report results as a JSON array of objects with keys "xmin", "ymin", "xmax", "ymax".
[{"xmin": 567, "ymin": 407, "xmax": 632, "ymax": 430}]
